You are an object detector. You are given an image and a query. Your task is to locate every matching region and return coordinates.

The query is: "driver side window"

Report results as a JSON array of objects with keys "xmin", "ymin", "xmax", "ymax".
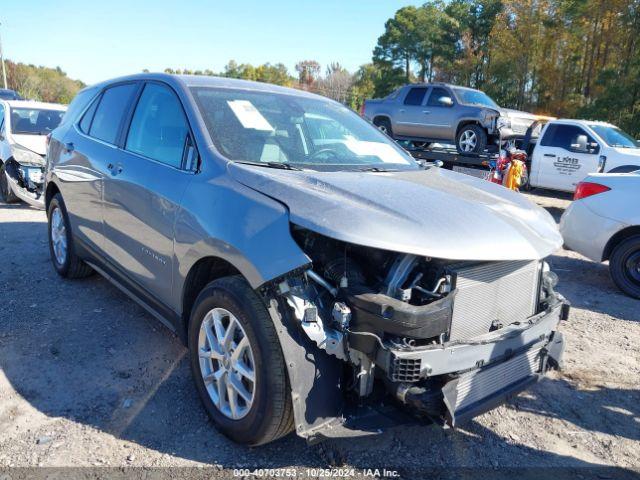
[{"xmin": 542, "ymin": 125, "xmax": 597, "ymax": 152}]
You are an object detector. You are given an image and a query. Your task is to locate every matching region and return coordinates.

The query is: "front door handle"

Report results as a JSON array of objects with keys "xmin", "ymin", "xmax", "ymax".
[
  {"xmin": 543, "ymin": 154, "xmax": 555, "ymax": 157},
  {"xmin": 422, "ymin": 110, "xmax": 431, "ymax": 114}
]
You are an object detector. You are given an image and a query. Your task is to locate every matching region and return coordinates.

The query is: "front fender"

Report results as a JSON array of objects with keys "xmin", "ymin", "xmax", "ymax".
[{"xmin": 172, "ymin": 172, "xmax": 310, "ymax": 310}]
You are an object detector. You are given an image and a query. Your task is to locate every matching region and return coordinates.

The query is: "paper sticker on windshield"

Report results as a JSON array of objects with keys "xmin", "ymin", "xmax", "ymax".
[
  {"xmin": 344, "ymin": 139, "xmax": 410, "ymax": 164},
  {"xmin": 227, "ymin": 100, "xmax": 274, "ymax": 131}
]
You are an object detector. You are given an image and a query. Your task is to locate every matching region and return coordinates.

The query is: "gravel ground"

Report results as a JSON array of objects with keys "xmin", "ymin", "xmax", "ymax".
[{"xmin": 0, "ymin": 190, "xmax": 639, "ymax": 476}]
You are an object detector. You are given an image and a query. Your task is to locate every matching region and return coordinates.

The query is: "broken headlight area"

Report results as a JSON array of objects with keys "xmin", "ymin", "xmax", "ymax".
[
  {"xmin": 274, "ymin": 226, "xmax": 567, "ymax": 428},
  {"xmin": 4, "ymin": 150, "xmax": 46, "ymax": 206}
]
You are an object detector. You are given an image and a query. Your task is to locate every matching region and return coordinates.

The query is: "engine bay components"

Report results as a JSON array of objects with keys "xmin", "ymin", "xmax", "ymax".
[{"xmin": 273, "ymin": 225, "xmax": 567, "ymax": 434}]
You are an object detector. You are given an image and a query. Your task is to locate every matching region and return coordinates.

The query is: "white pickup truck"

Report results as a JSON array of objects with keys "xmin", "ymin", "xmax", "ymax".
[{"xmin": 528, "ymin": 119, "xmax": 640, "ymax": 192}]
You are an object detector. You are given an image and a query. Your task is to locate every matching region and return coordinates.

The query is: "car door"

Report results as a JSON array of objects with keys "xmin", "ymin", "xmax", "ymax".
[
  {"xmin": 57, "ymin": 82, "xmax": 140, "ymax": 253},
  {"xmin": 393, "ymin": 86, "xmax": 431, "ymax": 138},
  {"xmin": 0, "ymin": 103, "xmax": 8, "ymax": 160},
  {"xmin": 102, "ymin": 81, "xmax": 196, "ymax": 305},
  {"xmin": 534, "ymin": 124, "xmax": 600, "ymax": 192},
  {"xmin": 423, "ymin": 87, "xmax": 455, "ymax": 141}
]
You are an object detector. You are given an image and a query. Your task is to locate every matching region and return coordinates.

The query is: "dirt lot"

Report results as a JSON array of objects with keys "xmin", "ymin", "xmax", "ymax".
[{"xmin": 0, "ymin": 190, "xmax": 639, "ymax": 476}]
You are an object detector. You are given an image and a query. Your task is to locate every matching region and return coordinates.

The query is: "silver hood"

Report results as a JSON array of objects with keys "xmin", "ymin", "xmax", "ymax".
[{"xmin": 228, "ymin": 164, "xmax": 562, "ymax": 261}]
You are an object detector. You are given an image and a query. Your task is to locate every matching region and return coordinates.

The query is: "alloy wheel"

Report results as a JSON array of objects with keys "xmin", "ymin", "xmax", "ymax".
[
  {"xmin": 50, "ymin": 207, "xmax": 68, "ymax": 265},
  {"xmin": 198, "ymin": 307, "xmax": 256, "ymax": 420},
  {"xmin": 459, "ymin": 130, "xmax": 478, "ymax": 152}
]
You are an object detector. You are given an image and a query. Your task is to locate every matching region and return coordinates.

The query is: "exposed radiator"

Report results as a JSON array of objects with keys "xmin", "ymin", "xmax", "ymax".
[
  {"xmin": 454, "ymin": 344, "xmax": 544, "ymax": 413},
  {"xmin": 449, "ymin": 260, "xmax": 541, "ymax": 341}
]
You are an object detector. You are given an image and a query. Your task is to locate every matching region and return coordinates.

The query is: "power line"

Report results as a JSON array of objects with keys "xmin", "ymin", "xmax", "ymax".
[{"xmin": 0, "ymin": 22, "xmax": 7, "ymax": 89}]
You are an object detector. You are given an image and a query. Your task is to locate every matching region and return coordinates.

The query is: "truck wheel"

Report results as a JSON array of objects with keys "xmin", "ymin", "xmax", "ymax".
[
  {"xmin": 0, "ymin": 164, "xmax": 19, "ymax": 203},
  {"xmin": 374, "ymin": 117, "xmax": 393, "ymax": 138},
  {"xmin": 456, "ymin": 125, "xmax": 487, "ymax": 155},
  {"xmin": 188, "ymin": 275, "xmax": 294, "ymax": 445},
  {"xmin": 609, "ymin": 235, "xmax": 640, "ymax": 299},
  {"xmin": 47, "ymin": 193, "xmax": 94, "ymax": 278}
]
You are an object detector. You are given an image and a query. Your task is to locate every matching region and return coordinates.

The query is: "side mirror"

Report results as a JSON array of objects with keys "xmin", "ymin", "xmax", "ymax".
[
  {"xmin": 570, "ymin": 134, "xmax": 588, "ymax": 152},
  {"xmin": 438, "ymin": 96, "xmax": 453, "ymax": 107}
]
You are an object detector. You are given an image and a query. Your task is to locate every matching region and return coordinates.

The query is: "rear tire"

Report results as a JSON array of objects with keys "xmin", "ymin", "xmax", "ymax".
[
  {"xmin": 609, "ymin": 235, "xmax": 640, "ymax": 299},
  {"xmin": 188, "ymin": 275, "xmax": 294, "ymax": 445},
  {"xmin": 374, "ymin": 117, "xmax": 394, "ymax": 138},
  {"xmin": 0, "ymin": 164, "xmax": 19, "ymax": 204},
  {"xmin": 456, "ymin": 124, "xmax": 487, "ymax": 155},
  {"xmin": 47, "ymin": 193, "xmax": 94, "ymax": 278}
]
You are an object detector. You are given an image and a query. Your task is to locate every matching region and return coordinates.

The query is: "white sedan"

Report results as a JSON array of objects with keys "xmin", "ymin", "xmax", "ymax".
[
  {"xmin": 0, "ymin": 99, "xmax": 67, "ymax": 208},
  {"xmin": 560, "ymin": 171, "xmax": 640, "ymax": 298}
]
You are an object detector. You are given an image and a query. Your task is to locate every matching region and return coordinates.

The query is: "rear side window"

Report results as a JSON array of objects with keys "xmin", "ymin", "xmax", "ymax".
[
  {"xmin": 79, "ymin": 97, "xmax": 99, "ymax": 133},
  {"xmin": 404, "ymin": 87, "xmax": 427, "ymax": 106},
  {"xmin": 60, "ymin": 88, "xmax": 97, "ymax": 128},
  {"xmin": 125, "ymin": 83, "xmax": 189, "ymax": 168},
  {"xmin": 89, "ymin": 83, "xmax": 138, "ymax": 144}
]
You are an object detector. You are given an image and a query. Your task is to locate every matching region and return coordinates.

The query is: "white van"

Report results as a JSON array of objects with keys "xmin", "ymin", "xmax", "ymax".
[{"xmin": 529, "ymin": 120, "xmax": 640, "ymax": 192}]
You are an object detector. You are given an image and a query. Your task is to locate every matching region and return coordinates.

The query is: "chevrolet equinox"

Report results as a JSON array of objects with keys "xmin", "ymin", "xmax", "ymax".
[{"xmin": 46, "ymin": 73, "xmax": 568, "ymax": 446}]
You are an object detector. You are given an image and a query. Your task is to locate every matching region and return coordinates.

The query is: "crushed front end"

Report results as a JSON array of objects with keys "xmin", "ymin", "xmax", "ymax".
[
  {"xmin": 3, "ymin": 146, "xmax": 46, "ymax": 208},
  {"xmin": 274, "ymin": 227, "xmax": 568, "ymax": 439}
]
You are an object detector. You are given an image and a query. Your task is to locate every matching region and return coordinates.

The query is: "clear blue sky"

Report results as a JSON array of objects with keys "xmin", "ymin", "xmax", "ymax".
[{"xmin": 1, "ymin": 0, "xmax": 420, "ymax": 85}]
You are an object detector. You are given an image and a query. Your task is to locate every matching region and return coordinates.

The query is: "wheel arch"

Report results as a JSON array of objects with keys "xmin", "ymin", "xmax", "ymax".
[
  {"xmin": 181, "ymin": 255, "xmax": 242, "ymax": 339},
  {"xmin": 45, "ymin": 181, "xmax": 61, "ymax": 213},
  {"xmin": 603, "ymin": 225, "xmax": 640, "ymax": 261},
  {"xmin": 372, "ymin": 115, "xmax": 392, "ymax": 127},
  {"xmin": 456, "ymin": 119, "xmax": 484, "ymax": 136}
]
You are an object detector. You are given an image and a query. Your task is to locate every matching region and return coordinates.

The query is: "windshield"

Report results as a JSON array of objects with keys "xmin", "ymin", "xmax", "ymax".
[
  {"xmin": 454, "ymin": 88, "xmax": 499, "ymax": 109},
  {"xmin": 191, "ymin": 87, "xmax": 417, "ymax": 171},
  {"xmin": 10, "ymin": 107, "xmax": 65, "ymax": 135},
  {"xmin": 589, "ymin": 124, "xmax": 638, "ymax": 149}
]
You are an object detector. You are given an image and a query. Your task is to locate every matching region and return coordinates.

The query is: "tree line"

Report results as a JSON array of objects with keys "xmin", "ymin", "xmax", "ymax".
[
  {"xmin": 3, "ymin": 60, "xmax": 85, "ymax": 104},
  {"xmin": 367, "ymin": 0, "xmax": 640, "ymax": 135},
  {"xmin": 5, "ymin": 0, "xmax": 639, "ymax": 135}
]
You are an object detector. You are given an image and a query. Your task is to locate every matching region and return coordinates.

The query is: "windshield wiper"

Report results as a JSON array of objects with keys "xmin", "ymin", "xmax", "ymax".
[
  {"xmin": 359, "ymin": 166, "xmax": 392, "ymax": 172},
  {"xmin": 236, "ymin": 161, "xmax": 303, "ymax": 171}
]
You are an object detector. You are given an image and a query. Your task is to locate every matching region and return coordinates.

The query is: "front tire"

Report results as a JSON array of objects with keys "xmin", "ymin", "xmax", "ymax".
[
  {"xmin": 456, "ymin": 124, "xmax": 487, "ymax": 155},
  {"xmin": 609, "ymin": 235, "xmax": 640, "ymax": 299},
  {"xmin": 188, "ymin": 275, "xmax": 294, "ymax": 445},
  {"xmin": 0, "ymin": 164, "xmax": 19, "ymax": 204},
  {"xmin": 47, "ymin": 193, "xmax": 94, "ymax": 278}
]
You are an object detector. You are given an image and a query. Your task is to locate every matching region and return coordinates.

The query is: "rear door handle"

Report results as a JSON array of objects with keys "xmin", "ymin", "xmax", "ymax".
[
  {"xmin": 107, "ymin": 163, "xmax": 123, "ymax": 176},
  {"xmin": 422, "ymin": 110, "xmax": 431, "ymax": 114}
]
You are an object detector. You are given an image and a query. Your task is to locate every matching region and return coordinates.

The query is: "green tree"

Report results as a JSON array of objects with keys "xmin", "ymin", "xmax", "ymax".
[{"xmin": 373, "ymin": 6, "xmax": 421, "ymax": 81}]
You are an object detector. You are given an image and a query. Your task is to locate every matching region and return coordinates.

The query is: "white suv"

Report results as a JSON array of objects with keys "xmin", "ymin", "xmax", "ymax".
[{"xmin": 0, "ymin": 99, "xmax": 66, "ymax": 207}]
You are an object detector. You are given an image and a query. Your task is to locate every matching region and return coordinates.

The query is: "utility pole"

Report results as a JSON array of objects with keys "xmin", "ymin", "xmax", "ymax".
[{"xmin": 0, "ymin": 22, "xmax": 7, "ymax": 89}]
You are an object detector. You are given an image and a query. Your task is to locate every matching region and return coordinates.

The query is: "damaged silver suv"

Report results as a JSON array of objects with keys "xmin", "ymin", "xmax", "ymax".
[{"xmin": 46, "ymin": 74, "xmax": 568, "ymax": 446}]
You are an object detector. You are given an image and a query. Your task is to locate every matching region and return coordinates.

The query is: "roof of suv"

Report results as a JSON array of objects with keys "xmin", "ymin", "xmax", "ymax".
[
  {"xmin": 84, "ymin": 72, "xmax": 325, "ymax": 101},
  {"xmin": 405, "ymin": 82, "xmax": 481, "ymax": 92}
]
